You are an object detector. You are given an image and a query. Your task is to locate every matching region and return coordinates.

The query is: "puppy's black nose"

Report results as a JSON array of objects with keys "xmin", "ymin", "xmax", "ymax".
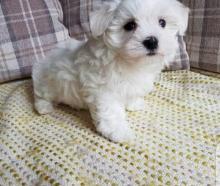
[{"xmin": 143, "ymin": 36, "xmax": 158, "ymax": 50}]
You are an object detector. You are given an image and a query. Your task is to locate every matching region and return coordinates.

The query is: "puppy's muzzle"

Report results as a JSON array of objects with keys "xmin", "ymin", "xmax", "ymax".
[{"xmin": 142, "ymin": 36, "xmax": 158, "ymax": 55}]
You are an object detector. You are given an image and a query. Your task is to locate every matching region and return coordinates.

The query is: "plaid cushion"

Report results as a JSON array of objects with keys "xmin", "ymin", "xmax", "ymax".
[
  {"xmin": 60, "ymin": 0, "xmax": 190, "ymax": 71},
  {"xmin": 180, "ymin": 0, "xmax": 220, "ymax": 73},
  {"xmin": 0, "ymin": 0, "xmax": 69, "ymax": 83},
  {"xmin": 168, "ymin": 36, "xmax": 189, "ymax": 71}
]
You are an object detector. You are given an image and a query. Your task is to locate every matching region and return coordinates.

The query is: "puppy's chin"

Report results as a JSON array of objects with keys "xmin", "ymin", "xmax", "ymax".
[
  {"xmin": 117, "ymin": 46, "xmax": 166, "ymax": 60},
  {"xmin": 145, "ymin": 53, "xmax": 165, "ymax": 63},
  {"xmin": 146, "ymin": 51, "xmax": 165, "ymax": 57},
  {"xmin": 116, "ymin": 51, "xmax": 165, "ymax": 64}
]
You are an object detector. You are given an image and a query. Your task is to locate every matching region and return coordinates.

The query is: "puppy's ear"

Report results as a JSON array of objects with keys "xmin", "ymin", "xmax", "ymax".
[
  {"xmin": 173, "ymin": 1, "xmax": 190, "ymax": 35},
  {"xmin": 90, "ymin": 1, "xmax": 119, "ymax": 37}
]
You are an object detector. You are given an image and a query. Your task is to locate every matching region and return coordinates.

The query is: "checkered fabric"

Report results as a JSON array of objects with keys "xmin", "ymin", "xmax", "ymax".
[
  {"xmin": 180, "ymin": 0, "xmax": 220, "ymax": 73},
  {"xmin": 167, "ymin": 36, "xmax": 189, "ymax": 71},
  {"xmin": 59, "ymin": 0, "xmax": 190, "ymax": 71},
  {"xmin": 0, "ymin": 0, "xmax": 69, "ymax": 83},
  {"xmin": 59, "ymin": 0, "xmax": 110, "ymax": 40},
  {"xmin": 0, "ymin": 0, "xmax": 190, "ymax": 83}
]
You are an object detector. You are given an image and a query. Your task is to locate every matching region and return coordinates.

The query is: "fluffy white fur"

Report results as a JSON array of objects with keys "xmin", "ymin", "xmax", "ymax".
[{"xmin": 32, "ymin": 0, "xmax": 189, "ymax": 142}]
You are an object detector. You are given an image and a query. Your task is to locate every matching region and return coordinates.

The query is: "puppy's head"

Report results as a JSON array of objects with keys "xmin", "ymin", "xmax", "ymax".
[{"xmin": 90, "ymin": 0, "xmax": 189, "ymax": 63}]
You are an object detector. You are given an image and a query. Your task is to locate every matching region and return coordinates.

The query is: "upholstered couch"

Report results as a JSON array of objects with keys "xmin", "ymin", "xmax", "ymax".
[{"xmin": 0, "ymin": 0, "xmax": 219, "ymax": 185}]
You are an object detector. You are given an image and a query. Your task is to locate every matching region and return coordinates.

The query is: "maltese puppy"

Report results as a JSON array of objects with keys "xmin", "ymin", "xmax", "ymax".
[{"xmin": 32, "ymin": 0, "xmax": 189, "ymax": 142}]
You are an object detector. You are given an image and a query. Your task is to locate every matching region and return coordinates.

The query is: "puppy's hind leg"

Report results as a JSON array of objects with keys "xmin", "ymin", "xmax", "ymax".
[{"xmin": 34, "ymin": 97, "xmax": 54, "ymax": 115}]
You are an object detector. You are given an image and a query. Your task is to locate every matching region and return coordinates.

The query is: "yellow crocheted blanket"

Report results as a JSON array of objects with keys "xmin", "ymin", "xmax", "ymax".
[{"xmin": 0, "ymin": 71, "xmax": 219, "ymax": 186}]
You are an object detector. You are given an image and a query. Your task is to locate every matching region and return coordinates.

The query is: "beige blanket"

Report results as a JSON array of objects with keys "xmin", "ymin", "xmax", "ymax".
[{"xmin": 0, "ymin": 70, "xmax": 219, "ymax": 185}]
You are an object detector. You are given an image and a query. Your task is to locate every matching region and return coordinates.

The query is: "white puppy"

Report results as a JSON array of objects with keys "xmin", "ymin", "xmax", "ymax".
[{"xmin": 32, "ymin": 0, "xmax": 189, "ymax": 142}]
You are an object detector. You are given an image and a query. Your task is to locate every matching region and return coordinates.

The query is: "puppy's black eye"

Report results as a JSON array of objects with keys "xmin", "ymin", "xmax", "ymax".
[
  {"xmin": 123, "ymin": 20, "xmax": 137, "ymax": 31},
  {"xmin": 159, "ymin": 19, "xmax": 166, "ymax": 28}
]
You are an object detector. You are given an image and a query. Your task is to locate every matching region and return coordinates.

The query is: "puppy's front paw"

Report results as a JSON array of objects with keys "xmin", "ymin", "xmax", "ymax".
[
  {"xmin": 35, "ymin": 99, "xmax": 54, "ymax": 115},
  {"xmin": 97, "ymin": 121, "xmax": 134, "ymax": 143},
  {"xmin": 126, "ymin": 98, "xmax": 145, "ymax": 111}
]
